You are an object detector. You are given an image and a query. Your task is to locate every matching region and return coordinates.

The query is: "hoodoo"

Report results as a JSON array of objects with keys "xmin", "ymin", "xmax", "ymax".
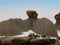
[
  {"xmin": 24, "ymin": 10, "xmax": 58, "ymax": 37},
  {"xmin": 55, "ymin": 12, "xmax": 60, "ymax": 30}
]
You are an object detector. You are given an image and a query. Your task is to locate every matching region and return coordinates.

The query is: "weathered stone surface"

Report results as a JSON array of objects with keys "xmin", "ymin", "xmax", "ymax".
[
  {"xmin": 26, "ymin": 10, "xmax": 38, "ymax": 17},
  {"xmin": 1, "ymin": 37, "xmax": 13, "ymax": 44},
  {"xmin": 12, "ymin": 37, "xmax": 31, "ymax": 45},
  {"xmin": 55, "ymin": 12, "xmax": 60, "ymax": 31},
  {"xmin": 0, "ymin": 10, "xmax": 58, "ymax": 37},
  {"xmin": 55, "ymin": 12, "xmax": 60, "ymax": 20},
  {"xmin": 0, "ymin": 18, "xmax": 28, "ymax": 36},
  {"xmin": 23, "ymin": 10, "xmax": 38, "ymax": 30},
  {"xmin": 55, "ymin": 40, "xmax": 60, "ymax": 45},
  {"xmin": 0, "ymin": 36, "xmax": 56, "ymax": 45},
  {"xmin": 34, "ymin": 18, "xmax": 58, "ymax": 37},
  {"xmin": 24, "ymin": 10, "xmax": 58, "ymax": 37}
]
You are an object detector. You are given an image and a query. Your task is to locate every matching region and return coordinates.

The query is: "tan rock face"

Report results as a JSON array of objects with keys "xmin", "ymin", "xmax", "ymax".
[
  {"xmin": 0, "ymin": 10, "xmax": 58, "ymax": 37},
  {"xmin": 24, "ymin": 10, "xmax": 58, "ymax": 37},
  {"xmin": 55, "ymin": 12, "xmax": 60, "ymax": 20},
  {"xmin": 26, "ymin": 10, "xmax": 38, "ymax": 17},
  {"xmin": 24, "ymin": 10, "xmax": 38, "ymax": 30},
  {"xmin": 55, "ymin": 12, "xmax": 60, "ymax": 30},
  {"xmin": 0, "ymin": 18, "xmax": 29, "ymax": 36},
  {"xmin": 33, "ymin": 18, "xmax": 58, "ymax": 37},
  {"xmin": 1, "ymin": 37, "xmax": 13, "ymax": 44}
]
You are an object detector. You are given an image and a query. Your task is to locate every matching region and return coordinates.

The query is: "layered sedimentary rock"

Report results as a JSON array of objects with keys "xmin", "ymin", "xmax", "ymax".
[
  {"xmin": 24, "ymin": 10, "xmax": 58, "ymax": 37},
  {"xmin": 0, "ymin": 10, "xmax": 58, "ymax": 37},
  {"xmin": 55, "ymin": 12, "xmax": 60, "ymax": 30},
  {"xmin": 1, "ymin": 37, "xmax": 13, "ymax": 44},
  {"xmin": 54, "ymin": 12, "xmax": 60, "ymax": 42},
  {"xmin": 34, "ymin": 18, "xmax": 58, "ymax": 37},
  {"xmin": 23, "ymin": 10, "xmax": 41, "ymax": 31},
  {"xmin": 0, "ymin": 18, "xmax": 28, "ymax": 36},
  {"xmin": 0, "ymin": 36, "xmax": 57, "ymax": 45}
]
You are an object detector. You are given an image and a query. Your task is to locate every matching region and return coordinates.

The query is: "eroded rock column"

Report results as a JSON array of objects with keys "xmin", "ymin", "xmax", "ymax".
[
  {"xmin": 55, "ymin": 12, "xmax": 60, "ymax": 30},
  {"xmin": 26, "ymin": 10, "xmax": 38, "ymax": 30}
]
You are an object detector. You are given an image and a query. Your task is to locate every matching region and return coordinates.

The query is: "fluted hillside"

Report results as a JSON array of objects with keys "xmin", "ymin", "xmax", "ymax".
[{"xmin": 0, "ymin": 18, "xmax": 28, "ymax": 36}]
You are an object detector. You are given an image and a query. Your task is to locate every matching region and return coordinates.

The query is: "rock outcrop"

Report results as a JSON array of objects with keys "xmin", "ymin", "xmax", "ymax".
[
  {"xmin": 0, "ymin": 18, "xmax": 28, "ymax": 36},
  {"xmin": 0, "ymin": 10, "xmax": 58, "ymax": 37},
  {"xmin": 34, "ymin": 18, "xmax": 58, "ymax": 37},
  {"xmin": 24, "ymin": 10, "xmax": 58, "ymax": 37},
  {"xmin": 55, "ymin": 12, "xmax": 60, "ymax": 30}
]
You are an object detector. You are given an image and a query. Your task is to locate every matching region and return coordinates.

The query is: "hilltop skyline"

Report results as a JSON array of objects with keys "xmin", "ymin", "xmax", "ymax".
[{"xmin": 0, "ymin": 0, "xmax": 60, "ymax": 23}]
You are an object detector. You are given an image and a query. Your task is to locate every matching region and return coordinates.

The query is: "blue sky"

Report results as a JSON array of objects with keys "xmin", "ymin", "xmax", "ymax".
[
  {"xmin": 0, "ymin": 0, "xmax": 60, "ymax": 23},
  {"xmin": 0, "ymin": 0, "xmax": 60, "ymax": 6}
]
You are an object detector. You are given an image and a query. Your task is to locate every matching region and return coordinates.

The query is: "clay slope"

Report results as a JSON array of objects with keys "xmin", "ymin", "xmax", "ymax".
[
  {"xmin": 33, "ymin": 18, "xmax": 58, "ymax": 37},
  {"xmin": 0, "ymin": 18, "xmax": 28, "ymax": 36},
  {"xmin": 54, "ymin": 12, "xmax": 60, "ymax": 30}
]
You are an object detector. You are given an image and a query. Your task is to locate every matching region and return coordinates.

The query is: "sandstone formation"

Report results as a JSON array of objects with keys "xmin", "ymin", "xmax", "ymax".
[
  {"xmin": 54, "ymin": 12, "xmax": 60, "ymax": 44},
  {"xmin": 1, "ymin": 37, "xmax": 13, "ymax": 44},
  {"xmin": 34, "ymin": 18, "xmax": 58, "ymax": 37},
  {"xmin": 24, "ymin": 10, "xmax": 58, "ymax": 37},
  {"xmin": 55, "ymin": 12, "xmax": 60, "ymax": 30},
  {"xmin": 0, "ymin": 18, "xmax": 28, "ymax": 36},
  {"xmin": 0, "ymin": 10, "xmax": 58, "ymax": 37},
  {"xmin": 23, "ymin": 10, "xmax": 39, "ymax": 30}
]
